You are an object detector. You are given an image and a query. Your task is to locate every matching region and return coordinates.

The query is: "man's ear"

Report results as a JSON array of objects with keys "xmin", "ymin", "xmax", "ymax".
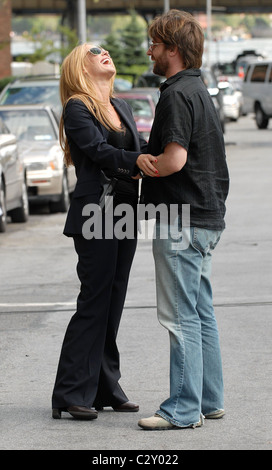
[{"xmin": 168, "ymin": 45, "xmax": 179, "ymax": 57}]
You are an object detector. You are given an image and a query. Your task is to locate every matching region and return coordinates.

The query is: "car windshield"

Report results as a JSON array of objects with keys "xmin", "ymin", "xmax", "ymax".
[
  {"xmin": 0, "ymin": 85, "xmax": 60, "ymax": 106},
  {"xmin": 122, "ymin": 98, "xmax": 153, "ymax": 118},
  {"xmin": 0, "ymin": 109, "xmax": 57, "ymax": 141}
]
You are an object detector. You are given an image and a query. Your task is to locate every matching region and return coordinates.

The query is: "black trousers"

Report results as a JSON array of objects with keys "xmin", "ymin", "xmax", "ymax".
[{"xmin": 52, "ymin": 223, "xmax": 137, "ymax": 409}]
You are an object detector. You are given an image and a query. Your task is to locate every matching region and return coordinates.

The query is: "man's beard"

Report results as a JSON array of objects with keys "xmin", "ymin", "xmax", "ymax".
[{"xmin": 152, "ymin": 57, "xmax": 168, "ymax": 77}]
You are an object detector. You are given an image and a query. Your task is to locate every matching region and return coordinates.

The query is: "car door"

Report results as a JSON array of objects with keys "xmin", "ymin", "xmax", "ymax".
[
  {"xmin": 263, "ymin": 63, "xmax": 272, "ymax": 116},
  {"xmin": 0, "ymin": 123, "xmax": 22, "ymax": 210}
]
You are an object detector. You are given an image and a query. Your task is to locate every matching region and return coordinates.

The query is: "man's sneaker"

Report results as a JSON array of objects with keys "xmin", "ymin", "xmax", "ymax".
[
  {"xmin": 204, "ymin": 409, "xmax": 225, "ymax": 419},
  {"xmin": 138, "ymin": 413, "xmax": 204, "ymax": 430}
]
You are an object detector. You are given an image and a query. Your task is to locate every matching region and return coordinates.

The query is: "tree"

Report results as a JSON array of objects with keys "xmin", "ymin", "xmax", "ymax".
[
  {"xmin": 58, "ymin": 25, "xmax": 78, "ymax": 60},
  {"xmin": 101, "ymin": 32, "xmax": 126, "ymax": 72},
  {"xmin": 120, "ymin": 10, "xmax": 149, "ymax": 67}
]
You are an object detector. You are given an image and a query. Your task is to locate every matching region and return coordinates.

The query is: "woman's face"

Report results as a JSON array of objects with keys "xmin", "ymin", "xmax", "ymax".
[{"xmin": 84, "ymin": 44, "xmax": 116, "ymax": 80}]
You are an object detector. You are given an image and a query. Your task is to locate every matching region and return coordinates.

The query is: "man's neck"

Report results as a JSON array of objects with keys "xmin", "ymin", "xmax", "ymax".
[
  {"xmin": 165, "ymin": 60, "xmax": 185, "ymax": 79},
  {"xmin": 165, "ymin": 67, "xmax": 185, "ymax": 79}
]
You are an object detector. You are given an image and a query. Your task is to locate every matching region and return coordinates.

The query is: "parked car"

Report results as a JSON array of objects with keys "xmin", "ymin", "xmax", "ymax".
[
  {"xmin": 0, "ymin": 117, "xmax": 29, "ymax": 232},
  {"xmin": 135, "ymin": 70, "xmax": 164, "ymax": 88},
  {"xmin": 114, "ymin": 77, "xmax": 133, "ymax": 91},
  {"xmin": 242, "ymin": 60, "xmax": 272, "ymax": 128},
  {"xmin": 212, "ymin": 50, "xmax": 265, "ymax": 80},
  {"xmin": 129, "ymin": 87, "xmax": 160, "ymax": 107},
  {"xmin": 116, "ymin": 91, "xmax": 156, "ymax": 141},
  {"xmin": 0, "ymin": 75, "xmax": 61, "ymax": 116},
  {"xmin": 0, "ymin": 105, "xmax": 76, "ymax": 213},
  {"xmin": 201, "ymin": 67, "xmax": 225, "ymax": 133},
  {"xmin": 235, "ymin": 50, "xmax": 266, "ymax": 78},
  {"xmin": 218, "ymin": 80, "xmax": 243, "ymax": 121}
]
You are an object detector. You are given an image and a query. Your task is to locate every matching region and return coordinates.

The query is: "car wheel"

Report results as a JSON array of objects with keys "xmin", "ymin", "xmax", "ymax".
[
  {"xmin": 231, "ymin": 110, "xmax": 239, "ymax": 122},
  {"xmin": 220, "ymin": 114, "xmax": 225, "ymax": 133},
  {"xmin": 10, "ymin": 178, "xmax": 29, "ymax": 223},
  {"xmin": 0, "ymin": 181, "xmax": 7, "ymax": 233},
  {"xmin": 255, "ymin": 104, "xmax": 269, "ymax": 129},
  {"xmin": 49, "ymin": 173, "xmax": 70, "ymax": 213}
]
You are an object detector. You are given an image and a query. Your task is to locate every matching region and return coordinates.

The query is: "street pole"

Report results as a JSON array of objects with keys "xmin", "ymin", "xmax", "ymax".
[
  {"xmin": 77, "ymin": 0, "xmax": 87, "ymax": 44},
  {"xmin": 164, "ymin": 0, "xmax": 170, "ymax": 13},
  {"xmin": 206, "ymin": 0, "xmax": 212, "ymax": 68}
]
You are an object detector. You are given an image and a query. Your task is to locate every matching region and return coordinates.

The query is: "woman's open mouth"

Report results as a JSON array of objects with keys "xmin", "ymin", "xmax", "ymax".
[{"xmin": 101, "ymin": 58, "xmax": 111, "ymax": 65}]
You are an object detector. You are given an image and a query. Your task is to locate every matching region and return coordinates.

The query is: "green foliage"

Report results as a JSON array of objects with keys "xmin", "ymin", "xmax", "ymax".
[
  {"xmin": 19, "ymin": 30, "xmax": 54, "ymax": 63},
  {"xmin": 120, "ymin": 10, "xmax": 149, "ymax": 67},
  {"xmin": 0, "ymin": 76, "xmax": 13, "ymax": 92},
  {"xmin": 101, "ymin": 32, "xmax": 126, "ymax": 72},
  {"xmin": 102, "ymin": 10, "xmax": 148, "ymax": 74},
  {"xmin": 57, "ymin": 25, "xmax": 79, "ymax": 59}
]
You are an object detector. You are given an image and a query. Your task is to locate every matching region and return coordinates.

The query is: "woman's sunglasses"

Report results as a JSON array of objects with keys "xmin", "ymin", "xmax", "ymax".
[{"xmin": 88, "ymin": 46, "xmax": 108, "ymax": 56}]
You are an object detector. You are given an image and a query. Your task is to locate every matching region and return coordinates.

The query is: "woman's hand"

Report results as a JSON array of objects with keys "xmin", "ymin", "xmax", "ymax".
[{"xmin": 136, "ymin": 154, "xmax": 159, "ymax": 177}]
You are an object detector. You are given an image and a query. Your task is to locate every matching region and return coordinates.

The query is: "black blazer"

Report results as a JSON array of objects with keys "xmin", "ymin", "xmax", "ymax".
[{"xmin": 63, "ymin": 97, "xmax": 147, "ymax": 236}]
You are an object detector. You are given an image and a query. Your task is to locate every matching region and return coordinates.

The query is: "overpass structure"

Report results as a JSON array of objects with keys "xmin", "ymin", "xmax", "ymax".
[{"xmin": 11, "ymin": 0, "xmax": 272, "ymax": 16}]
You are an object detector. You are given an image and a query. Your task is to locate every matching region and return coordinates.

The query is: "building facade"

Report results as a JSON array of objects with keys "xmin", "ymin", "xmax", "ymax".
[{"xmin": 0, "ymin": 0, "xmax": 12, "ymax": 79}]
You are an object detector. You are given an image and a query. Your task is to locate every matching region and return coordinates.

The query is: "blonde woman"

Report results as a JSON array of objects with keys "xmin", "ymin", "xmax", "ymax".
[{"xmin": 51, "ymin": 44, "xmax": 157, "ymax": 420}]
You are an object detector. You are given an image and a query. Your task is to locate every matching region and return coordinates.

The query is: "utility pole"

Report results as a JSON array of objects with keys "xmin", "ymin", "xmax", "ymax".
[
  {"xmin": 206, "ymin": 0, "xmax": 212, "ymax": 68},
  {"xmin": 77, "ymin": 0, "xmax": 87, "ymax": 44},
  {"xmin": 164, "ymin": 0, "xmax": 170, "ymax": 13}
]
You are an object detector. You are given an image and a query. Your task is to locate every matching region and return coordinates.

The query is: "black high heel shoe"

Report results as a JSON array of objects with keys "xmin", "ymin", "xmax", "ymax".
[
  {"xmin": 113, "ymin": 401, "xmax": 139, "ymax": 412},
  {"xmin": 52, "ymin": 405, "xmax": 98, "ymax": 420},
  {"xmin": 95, "ymin": 401, "xmax": 139, "ymax": 412}
]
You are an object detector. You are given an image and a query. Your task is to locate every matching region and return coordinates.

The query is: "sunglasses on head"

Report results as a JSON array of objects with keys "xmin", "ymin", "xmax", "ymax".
[{"xmin": 88, "ymin": 46, "xmax": 107, "ymax": 56}]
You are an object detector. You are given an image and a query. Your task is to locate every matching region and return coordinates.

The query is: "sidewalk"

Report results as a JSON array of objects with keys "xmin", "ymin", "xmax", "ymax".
[{"xmin": 1, "ymin": 117, "xmax": 271, "ymax": 451}]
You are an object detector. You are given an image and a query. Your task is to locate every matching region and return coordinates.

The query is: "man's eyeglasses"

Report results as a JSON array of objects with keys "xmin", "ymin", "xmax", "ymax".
[
  {"xmin": 88, "ymin": 46, "xmax": 108, "ymax": 56},
  {"xmin": 149, "ymin": 42, "xmax": 164, "ymax": 51}
]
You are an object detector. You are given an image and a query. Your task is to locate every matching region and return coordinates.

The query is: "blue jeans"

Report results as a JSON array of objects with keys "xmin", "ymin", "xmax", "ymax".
[{"xmin": 152, "ymin": 219, "xmax": 224, "ymax": 427}]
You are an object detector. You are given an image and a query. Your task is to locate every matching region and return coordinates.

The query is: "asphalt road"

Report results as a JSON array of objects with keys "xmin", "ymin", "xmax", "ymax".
[{"xmin": 0, "ymin": 114, "xmax": 271, "ymax": 454}]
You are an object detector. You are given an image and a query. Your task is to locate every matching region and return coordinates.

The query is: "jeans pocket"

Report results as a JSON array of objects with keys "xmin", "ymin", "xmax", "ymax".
[{"xmin": 192, "ymin": 227, "xmax": 222, "ymax": 255}]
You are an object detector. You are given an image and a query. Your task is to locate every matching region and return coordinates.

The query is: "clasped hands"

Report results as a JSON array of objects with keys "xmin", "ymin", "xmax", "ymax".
[
  {"xmin": 135, "ymin": 153, "xmax": 160, "ymax": 178},
  {"xmin": 134, "ymin": 143, "xmax": 187, "ymax": 179}
]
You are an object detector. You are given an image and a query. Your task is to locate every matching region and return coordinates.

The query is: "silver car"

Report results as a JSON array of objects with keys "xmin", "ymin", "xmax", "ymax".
[
  {"xmin": 0, "ymin": 117, "xmax": 29, "ymax": 232},
  {"xmin": 0, "ymin": 75, "xmax": 61, "ymax": 111},
  {"xmin": 0, "ymin": 105, "xmax": 76, "ymax": 213}
]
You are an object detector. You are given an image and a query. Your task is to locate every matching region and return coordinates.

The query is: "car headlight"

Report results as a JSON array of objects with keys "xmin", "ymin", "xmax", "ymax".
[{"xmin": 26, "ymin": 158, "xmax": 61, "ymax": 171}]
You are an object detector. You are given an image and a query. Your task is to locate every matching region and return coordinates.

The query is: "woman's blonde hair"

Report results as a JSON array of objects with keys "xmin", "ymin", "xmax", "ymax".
[{"xmin": 59, "ymin": 44, "xmax": 119, "ymax": 166}]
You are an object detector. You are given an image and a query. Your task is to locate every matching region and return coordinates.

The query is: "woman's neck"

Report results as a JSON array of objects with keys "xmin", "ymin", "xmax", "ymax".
[{"xmin": 95, "ymin": 79, "xmax": 112, "ymax": 106}]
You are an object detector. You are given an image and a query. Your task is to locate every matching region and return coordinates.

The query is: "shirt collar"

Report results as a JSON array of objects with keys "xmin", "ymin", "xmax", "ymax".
[{"xmin": 160, "ymin": 68, "xmax": 201, "ymax": 92}]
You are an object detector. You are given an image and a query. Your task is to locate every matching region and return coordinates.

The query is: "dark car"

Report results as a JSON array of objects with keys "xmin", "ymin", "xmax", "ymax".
[
  {"xmin": 116, "ymin": 91, "xmax": 156, "ymax": 141},
  {"xmin": 0, "ymin": 117, "xmax": 29, "ymax": 232},
  {"xmin": 135, "ymin": 71, "xmax": 165, "ymax": 88}
]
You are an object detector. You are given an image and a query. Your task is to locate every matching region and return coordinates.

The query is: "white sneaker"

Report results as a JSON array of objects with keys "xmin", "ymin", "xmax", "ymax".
[
  {"xmin": 138, "ymin": 414, "xmax": 204, "ymax": 430},
  {"xmin": 204, "ymin": 409, "xmax": 225, "ymax": 419}
]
